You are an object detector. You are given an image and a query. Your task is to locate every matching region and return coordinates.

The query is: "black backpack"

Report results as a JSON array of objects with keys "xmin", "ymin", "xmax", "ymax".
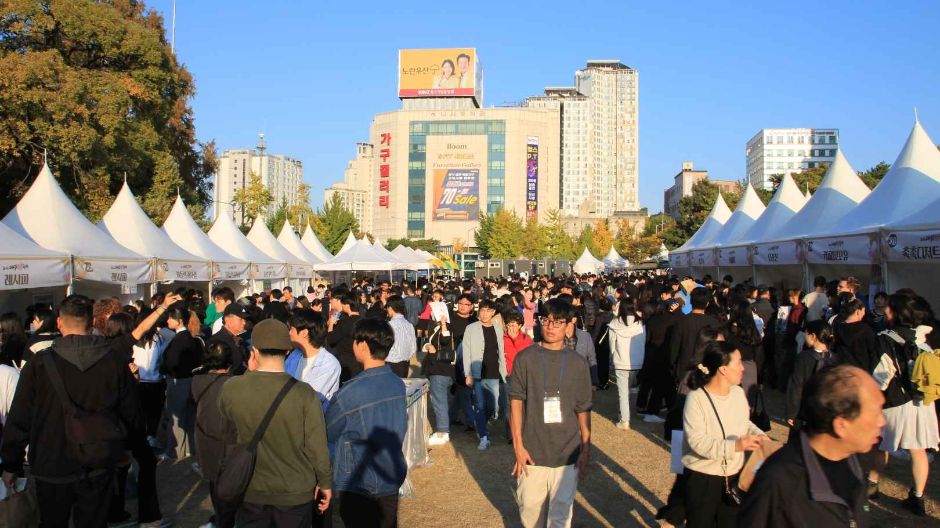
[{"xmin": 41, "ymin": 352, "xmax": 127, "ymax": 469}]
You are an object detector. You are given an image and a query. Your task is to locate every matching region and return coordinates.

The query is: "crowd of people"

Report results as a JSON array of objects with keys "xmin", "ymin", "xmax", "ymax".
[{"xmin": 0, "ymin": 270, "xmax": 937, "ymax": 527}]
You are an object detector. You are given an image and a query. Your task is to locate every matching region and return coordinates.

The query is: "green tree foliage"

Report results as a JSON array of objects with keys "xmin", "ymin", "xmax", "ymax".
[
  {"xmin": 520, "ymin": 216, "xmax": 549, "ymax": 259},
  {"xmin": 385, "ymin": 238, "xmax": 439, "ymax": 252},
  {"xmin": 769, "ymin": 165, "xmax": 827, "ymax": 195},
  {"xmin": 0, "ymin": 0, "xmax": 216, "ymax": 221},
  {"xmin": 858, "ymin": 161, "xmax": 890, "ymax": 190},
  {"xmin": 592, "ymin": 220, "xmax": 615, "ymax": 256},
  {"xmin": 312, "ymin": 193, "xmax": 359, "ymax": 254},
  {"xmin": 643, "ymin": 213, "xmax": 684, "ymax": 249},
  {"xmin": 232, "ymin": 171, "xmax": 273, "ymax": 223},
  {"xmin": 542, "ymin": 209, "xmax": 576, "ymax": 259},
  {"xmin": 617, "ymin": 234, "xmax": 662, "ymax": 264},
  {"xmin": 672, "ymin": 180, "xmax": 739, "ymax": 245},
  {"xmin": 577, "ymin": 225, "xmax": 598, "ymax": 256},
  {"xmin": 266, "ymin": 200, "xmax": 289, "ymax": 235},
  {"xmin": 474, "ymin": 211, "xmax": 495, "ymax": 258},
  {"xmin": 287, "ymin": 182, "xmax": 315, "ymax": 231},
  {"xmin": 486, "ymin": 209, "xmax": 524, "ymax": 259}
]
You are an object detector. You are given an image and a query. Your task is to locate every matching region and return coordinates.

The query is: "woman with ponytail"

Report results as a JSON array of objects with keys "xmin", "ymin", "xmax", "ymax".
[{"xmin": 682, "ymin": 341, "xmax": 767, "ymax": 527}]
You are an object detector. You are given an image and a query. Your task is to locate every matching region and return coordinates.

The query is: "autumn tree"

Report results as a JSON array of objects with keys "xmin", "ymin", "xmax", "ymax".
[
  {"xmin": 592, "ymin": 220, "xmax": 615, "ymax": 255},
  {"xmin": 385, "ymin": 238, "xmax": 440, "ymax": 252},
  {"xmin": 617, "ymin": 234, "xmax": 662, "ymax": 264},
  {"xmin": 520, "ymin": 217, "xmax": 549, "ymax": 259},
  {"xmin": 858, "ymin": 161, "xmax": 889, "ymax": 189},
  {"xmin": 486, "ymin": 209, "xmax": 524, "ymax": 259},
  {"xmin": 287, "ymin": 182, "xmax": 315, "ymax": 230},
  {"xmin": 0, "ymin": 0, "xmax": 216, "ymax": 221},
  {"xmin": 577, "ymin": 225, "xmax": 598, "ymax": 257},
  {"xmin": 542, "ymin": 209, "xmax": 576, "ymax": 259},
  {"xmin": 312, "ymin": 193, "xmax": 359, "ymax": 254},
  {"xmin": 232, "ymin": 171, "xmax": 273, "ymax": 223},
  {"xmin": 474, "ymin": 212, "xmax": 495, "ymax": 258}
]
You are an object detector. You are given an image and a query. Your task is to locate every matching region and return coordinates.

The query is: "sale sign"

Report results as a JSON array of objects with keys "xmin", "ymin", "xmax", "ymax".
[{"xmin": 433, "ymin": 169, "xmax": 480, "ymax": 221}]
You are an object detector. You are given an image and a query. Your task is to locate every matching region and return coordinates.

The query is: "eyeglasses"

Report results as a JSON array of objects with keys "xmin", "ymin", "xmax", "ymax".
[
  {"xmin": 538, "ymin": 317, "xmax": 569, "ymax": 328},
  {"xmin": 457, "ymin": 302, "xmax": 473, "ymax": 307}
]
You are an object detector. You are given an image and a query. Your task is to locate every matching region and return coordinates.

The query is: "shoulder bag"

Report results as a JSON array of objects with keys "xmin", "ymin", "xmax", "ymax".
[{"xmin": 702, "ymin": 389, "xmax": 743, "ymax": 506}]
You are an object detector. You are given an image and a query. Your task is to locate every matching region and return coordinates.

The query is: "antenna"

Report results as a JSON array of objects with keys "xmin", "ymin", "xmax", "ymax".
[
  {"xmin": 171, "ymin": 0, "xmax": 177, "ymax": 54},
  {"xmin": 914, "ymin": 107, "xmax": 920, "ymax": 123}
]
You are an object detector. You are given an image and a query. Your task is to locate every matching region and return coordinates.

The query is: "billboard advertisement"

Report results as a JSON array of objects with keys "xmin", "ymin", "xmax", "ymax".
[
  {"xmin": 427, "ymin": 135, "xmax": 485, "ymax": 222},
  {"xmin": 399, "ymin": 48, "xmax": 480, "ymax": 103},
  {"xmin": 526, "ymin": 137, "xmax": 538, "ymax": 219}
]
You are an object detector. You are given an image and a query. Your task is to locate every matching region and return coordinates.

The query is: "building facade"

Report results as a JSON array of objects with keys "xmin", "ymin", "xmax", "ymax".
[
  {"xmin": 325, "ymin": 143, "xmax": 374, "ymax": 233},
  {"xmin": 746, "ymin": 128, "xmax": 839, "ymax": 189},
  {"xmin": 324, "ymin": 183, "xmax": 368, "ymax": 230},
  {"xmin": 663, "ymin": 162, "xmax": 740, "ymax": 219},
  {"xmin": 214, "ymin": 134, "xmax": 304, "ymax": 226}
]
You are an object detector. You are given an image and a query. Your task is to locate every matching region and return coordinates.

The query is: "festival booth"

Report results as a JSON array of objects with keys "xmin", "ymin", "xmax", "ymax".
[
  {"xmin": 392, "ymin": 245, "xmax": 433, "ymax": 272},
  {"xmin": 671, "ymin": 193, "xmax": 733, "ymax": 275},
  {"xmin": 99, "ymin": 183, "xmax": 211, "ymax": 296},
  {"xmin": 162, "ymin": 196, "xmax": 251, "ymax": 297},
  {"xmin": 702, "ymin": 185, "xmax": 766, "ymax": 282},
  {"xmin": 208, "ymin": 211, "xmax": 284, "ymax": 293},
  {"xmin": 756, "ymin": 150, "xmax": 870, "ymax": 291},
  {"xmin": 247, "ymin": 220, "xmax": 312, "ymax": 291},
  {"xmin": 0, "ymin": 221, "xmax": 71, "ymax": 313},
  {"xmin": 300, "ymin": 224, "xmax": 333, "ymax": 263},
  {"xmin": 883, "ymin": 199, "xmax": 940, "ymax": 308},
  {"xmin": 603, "ymin": 247, "xmax": 628, "ymax": 271},
  {"xmin": 334, "ymin": 232, "xmax": 359, "ymax": 258},
  {"xmin": 733, "ymin": 173, "xmax": 806, "ymax": 290},
  {"xmin": 2, "ymin": 163, "xmax": 152, "ymax": 303},
  {"xmin": 318, "ymin": 239, "xmax": 401, "ymax": 283},
  {"xmin": 573, "ymin": 248, "xmax": 604, "ymax": 275},
  {"xmin": 277, "ymin": 220, "xmax": 323, "ymax": 286}
]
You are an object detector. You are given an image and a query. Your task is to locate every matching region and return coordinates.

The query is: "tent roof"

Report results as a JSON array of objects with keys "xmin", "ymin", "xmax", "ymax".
[
  {"xmin": 207, "ymin": 212, "xmax": 278, "ymax": 264},
  {"xmin": 674, "ymin": 193, "xmax": 732, "ymax": 253},
  {"xmin": 0, "ymin": 219, "xmax": 68, "ymax": 259},
  {"xmin": 162, "ymin": 196, "xmax": 242, "ymax": 263},
  {"xmin": 277, "ymin": 220, "xmax": 322, "ymax": 264},
  {"xmin": 318, "ymin": 239, "xmax": 399, "ymax": 270},
  {"xmin": 888, "ymin": 194, "xmax": 940, "ymax": 231},
  {"xmin": 736, "ymin": 172, "xmax": 807, "ymax": 244},
  {"xmin": 300, "ymin": 225, "xmax": 333, "ymax": 262},
  {"xmin": 707, "ymin": 184, "xmax": 766, "ymax": 248},
  {"xmin": 2, "ymin": 163, "xmax": 147, "ymax": 261},
  {"xmin": 391, "ymin": 245, "xmax": 432, "ymax": 270},
  {"xmin": 247, "ymin": 219, "xmax": 303, "ymax": 265},
  {"xmin": 371, "ymin": 237, "xmax": 405, "ymax": 264},
  {"xmin": 573, "ymin": 248, "xmax": 604, "ymax": 274},
  {"xmin": 603, "ymin": 247, "xmax": 627, "ymax": 268},
  {"xmin": 99, "ymin": 183, "xmax": 205, "ymax": 263},
  {"xmin": 771, "ymin": 150, "xmax": 871, "ymax": 241},
  {"xmin": 831, "ymin": 118, "xmax": 940, "ymax": 235},
  {"xmin": 335, "ymin": 232, "xmax": 358, "ymax": 257}
]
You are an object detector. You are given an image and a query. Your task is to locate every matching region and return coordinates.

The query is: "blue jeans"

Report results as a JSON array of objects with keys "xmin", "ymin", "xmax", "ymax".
[
  {"xmin": 428, "ymin": 375, "xmax": 452, "ymax": 433},
  {"xmin": 472, "ymin": 378, "xmax": 506, "ymax": 439}
]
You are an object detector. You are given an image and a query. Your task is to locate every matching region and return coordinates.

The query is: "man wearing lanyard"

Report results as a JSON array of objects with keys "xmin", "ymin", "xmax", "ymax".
[{"xmin": 508, "ymin": 298, "xmax": 592, "ymax": 527}]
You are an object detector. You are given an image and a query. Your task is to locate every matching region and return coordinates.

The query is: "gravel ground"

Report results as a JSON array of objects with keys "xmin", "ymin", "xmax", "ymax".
[{"xmin": 145, "ymin": 383, "xmax": 938, "ymax": 527}]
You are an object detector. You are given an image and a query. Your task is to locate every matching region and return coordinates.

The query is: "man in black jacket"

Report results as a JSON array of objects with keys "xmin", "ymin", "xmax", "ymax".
[
  {"xmin": 668, "ymin": 287, "xmax": 721, "ymax": 378},
  {"xmin": 262, "ymin": 289, "xmax": 291, "ymax": 323},
  {"xmin": 326, "ymin": 291, "xmax": 362, "ymax": 383},
  {"xmin": 209, "ymin": 303, "xmax": 250, "ymax": 375},
  {"xmin": 739, "ymin": 365, "xmax": 884, "ymax": 527},
  {"xmin": 1, "ymin": 295, "xmax": 142, "ymax": 527}
]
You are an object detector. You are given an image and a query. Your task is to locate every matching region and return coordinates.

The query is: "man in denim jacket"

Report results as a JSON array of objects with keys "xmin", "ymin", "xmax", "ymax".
[{"xmin": 326, "ymin": 318, "xmax": 407, "ymax": 527}]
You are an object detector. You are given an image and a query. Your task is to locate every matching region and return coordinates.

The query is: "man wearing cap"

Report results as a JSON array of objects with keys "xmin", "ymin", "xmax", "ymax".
[
  {"xmin": 219, "ymin": 319, "xmax": 333, "ymax": 526},
  {"xmin": 209, "ymin": 304, "xmax": 250, "ymax": 375}
]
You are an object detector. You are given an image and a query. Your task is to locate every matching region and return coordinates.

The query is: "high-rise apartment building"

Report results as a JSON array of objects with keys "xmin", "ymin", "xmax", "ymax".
[
  {"xmin": 746, "ymin": 128, "xmax": 839, "ymax": 189},
  {"xmin": 214, "ymin": 134, "xmax": 304, "ymax": 226},
  {"xmin": 324, "ymin": 183, "xmax": 368, "ymax": 230},
  {"xmin": 325, "ymin": 142, "xmax": 374, "ymax": 233},
  {"xmin": 527, "ymin": 60, "xmax": 639, "ymax": 219}
]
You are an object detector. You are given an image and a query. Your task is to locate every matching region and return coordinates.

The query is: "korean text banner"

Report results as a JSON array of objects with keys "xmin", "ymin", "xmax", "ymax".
[
  {"xmin": 433, "ymin": 169, "xmax": 480, "ymax": 221},
  {"xmin": 526, "ymin": 137, "xmax": 538, "ymax": 219},
  {"xmin": 399, "ymin": 48, "xmax": 477, "ymax": 98}
]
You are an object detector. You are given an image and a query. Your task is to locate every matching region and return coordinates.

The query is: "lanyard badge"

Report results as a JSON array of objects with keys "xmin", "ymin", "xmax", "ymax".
[{"xmin": 540, "ymin": 349, "xmax": 566, "ymax": 424}]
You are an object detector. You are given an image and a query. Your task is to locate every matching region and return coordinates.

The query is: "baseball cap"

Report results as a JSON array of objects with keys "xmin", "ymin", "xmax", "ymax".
[
  {"xmin": 223, "ymin": 303, "xmax": 249, "ymax": 319},
  {"xmin": 251, "ymin": 319, "xmax": 293, "ymax": 351}
]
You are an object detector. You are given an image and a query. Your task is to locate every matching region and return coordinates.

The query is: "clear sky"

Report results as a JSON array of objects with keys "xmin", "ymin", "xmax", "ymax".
[{"xmin": 149, "ymin": 0, "xmax": 940, "ymax": 212}]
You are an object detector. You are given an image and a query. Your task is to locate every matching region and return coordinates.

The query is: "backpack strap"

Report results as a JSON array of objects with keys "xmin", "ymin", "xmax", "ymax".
[
  {"xmin": 247, "ymin": 378, "xmax": 297, "ymax": 451},
  {"xmin": 41, "ymin": 352, "xmax": 80, "ymax": 415}
]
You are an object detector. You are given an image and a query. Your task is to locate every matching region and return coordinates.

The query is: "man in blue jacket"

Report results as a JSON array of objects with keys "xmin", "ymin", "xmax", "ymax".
[{"xmin": 326, "ymin": 317, "xmax": 407, "ymax": 528}]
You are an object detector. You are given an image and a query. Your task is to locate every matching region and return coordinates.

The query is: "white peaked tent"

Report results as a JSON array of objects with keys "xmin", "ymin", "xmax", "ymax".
[
  {"xmin": 699, "ymin": 184, "xmax": 766, "ymax": 279},
  {"xmin": 573, "ymin": 248, "xmax": 604, "ymax": 274},
  {"xmin": 2, "ymin": 163, "xmax": 151, "ymax": 286},
  {"xmin": 658, "ymin": 243, "xmax": 669, "ymax": 260},
  {"xmin": 162, "ymin": 197, "xmax": 250, "ymax": 281},
  {"xmin": 414, "ymin": 249, "xmax": 441, "ymax": 268},
  {"xmin": 673, "ymin": 193, "xmax": 733, "ymax": 270},
  {"xmin": 391, "ymin": 245, "xmax": 432, "ymax": 271},
  {"xmin": 335, "ymin": 232, "xmax": 358, "ymax": 257},
  {"xmin": 318, "ymin": 239, "xmax": 398, "ymax": 271},
  {"xmin": 99, "ymin": 183, "xmax": 210, "ymax": 282},
  {"xmin": 831, "ymin": 118, "xmax": 940, "ymax": 235},
  {"xmin": 247, "ymin": 220, "xmax": 313, "ymax": 280},
  {"xmin": 277, "ymin": 220, "xmax": 323, "ymax": 269},
  {"xmin": 370, "ymin": 238, "xmax": 407, "ymax": 269},
  {"xmin": 301, "ymin": 224, "xmax": 333, "ymax": 262},
  {"xmin": 737, "ymin": 173, "xmax": 806, "ymax": 245},
  {"xmin": 0, "ymin": 221, "xmax": 69, "ymax": 290},
  {"xmin": 208, "ymin": 212, "xmax": 284, "ymax": 282},
  {"xmin": 603, "ymin": 247, "xmax": 627, "ymax": 269}
]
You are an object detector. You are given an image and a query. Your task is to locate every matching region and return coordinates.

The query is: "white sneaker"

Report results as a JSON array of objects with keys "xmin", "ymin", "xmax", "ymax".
[
  {"xmin": 643, "ymin": 414, "xmax": 666, "ymax": 424},
  {"xmin": 428, "ymin": 432, "xmax": 450, "ymax": 446},
  {"xmin": 477, "ymin": 436, "xmax": 491, "ymax": 450},
  {"xmin": 615, "ymin": 421, "xmax": 631, "ymax": 430}
]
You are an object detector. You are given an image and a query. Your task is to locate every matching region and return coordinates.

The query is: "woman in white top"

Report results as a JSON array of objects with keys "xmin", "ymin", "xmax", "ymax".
[{"xmin": 682, "ymin": 341, "xmax": 767, "ymax": 528}]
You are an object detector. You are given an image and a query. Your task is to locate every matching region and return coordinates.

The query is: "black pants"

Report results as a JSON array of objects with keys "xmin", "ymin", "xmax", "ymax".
[
  {"xmin": 386, "ymin": 360, "xmax": 409, "ymax": 378},
  {"xmin": 138, "ymin": 380, "xmax": 166, "ymax": 437},
  {"xmin": 683, "ymin": 468, "xmax": 739, "ymax": 528},
  {"xmin": 595, "ymin": 340, "xmax": 611, "ymax": 388},
  {"xmin": 237, "ymin": 501, "xmax": 314, "ymax": 527},
  {"xmin": 656, "ymin": 472, "xmax": 686, "ymax": 526},
  {"xmin": 209, "ymin": 481, "xmax": 240, "ymax": 528},
  {"xmin": 337, "ymin": 491, "xmax": 399, "ymax": 528},
  {"xmin": 36, "ymin": 470, "xmax": 114, "ymax": 528},
  {"xmin": 646, "ymin": 365, "xmax": 676, "ymax": 415}
]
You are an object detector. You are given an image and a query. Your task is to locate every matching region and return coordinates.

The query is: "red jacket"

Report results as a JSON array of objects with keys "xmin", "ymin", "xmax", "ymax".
[{"xmin": 503, "ymin": 332, "xmax": 533, "ymax": 376}]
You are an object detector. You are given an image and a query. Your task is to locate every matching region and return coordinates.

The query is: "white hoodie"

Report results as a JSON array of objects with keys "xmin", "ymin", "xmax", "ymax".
[{"xmin": 607, "ymin": 315, "xmax": 646, "ymax": 370}]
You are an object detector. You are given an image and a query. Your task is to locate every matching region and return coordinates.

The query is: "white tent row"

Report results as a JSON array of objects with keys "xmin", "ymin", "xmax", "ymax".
[
  {"xmin": 573, "ymin": 248, "xmax": 605, "ymax": 274},
  {"xmin": 603, "ymin": 247, "xmax": 629, "ymax": 269}
]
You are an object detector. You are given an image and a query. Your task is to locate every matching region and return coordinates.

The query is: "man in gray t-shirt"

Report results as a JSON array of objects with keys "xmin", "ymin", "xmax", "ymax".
[{"xmin": 509, "ymin": 298, "xmax": 592, "ymax": 527}]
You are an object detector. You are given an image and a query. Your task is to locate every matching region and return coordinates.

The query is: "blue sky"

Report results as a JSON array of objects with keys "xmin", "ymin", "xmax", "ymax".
[{"xmin": 149, "ymin": 0, "xmax": 940, "ymax": 213}]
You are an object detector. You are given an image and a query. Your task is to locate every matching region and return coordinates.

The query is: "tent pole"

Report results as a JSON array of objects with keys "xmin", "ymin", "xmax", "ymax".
[
  {"xmin": 208, "ymin": 260, "xmax": 214, "ymax": 298},
  {"xmin": 67, "ymin": 254, "xmax": 76, "ymax": 296}
]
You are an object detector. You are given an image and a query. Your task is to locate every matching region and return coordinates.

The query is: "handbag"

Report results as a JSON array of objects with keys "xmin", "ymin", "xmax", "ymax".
[
  {"xmin": 429, "ymin": 324, "xmax": 456, "ymax": 364},
  {"xmin": 702, "ymin": 389, "xmax": 743, "ymax": 506},
  {"xmin": 749, "ymin": 386, "xmax": 772, "ymax": 432},
  {"xmin": 0, "ymin": 478, "xmax": 39, "ymax": 528},
  {"xmin": 215, "ymin": 378, "xmax": 297, "ymax": 501}
]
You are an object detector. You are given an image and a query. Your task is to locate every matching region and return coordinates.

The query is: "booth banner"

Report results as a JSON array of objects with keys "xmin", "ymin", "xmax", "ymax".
[
  {"xmin": 752, "ymin": 241, "xmax": 801, "ymax": 266},
  {"xmin": 74, "ymin": 258, "xmax": 152, "ymax": 285},
  {"xmin": 691, "ymin": 249, "xmax": 716, "ymax": 267},
  {"xmin": 805, "ymin": 235, "xmax": 878, "ymax": 265},
  {"xmin": 289, "ymin": 264, "xmax": 314, "ymax": 279},
  {"xmin": 718, "ymin": 246, "xmax": 749, "ymax": 267},
  {"xmin": 214, "ymin": 262, "xmax": 251, "ymax": 281},
  {"xmin": 670, "ymin": 252, "xmax": 687, "ymax": 269},
  {"xmin": 156, "ymin": 260, "xmax": 211, "ymax": 282},
  {"xmin": 0, "ymin": 258, "xmax": 70, "ymax": 290},
  {"xmin": 883, "ymin": 230, "xmax": 940, "ymax": 262},
  {"xmin": 251, "ymin": 263, "xmax": 286, "ymax": 280}
]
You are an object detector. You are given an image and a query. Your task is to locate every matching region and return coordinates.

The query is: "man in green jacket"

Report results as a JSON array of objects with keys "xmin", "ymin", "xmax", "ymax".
[{"xmin": 219, "ymin": 319, "xmax": 332, "ymax": 525}]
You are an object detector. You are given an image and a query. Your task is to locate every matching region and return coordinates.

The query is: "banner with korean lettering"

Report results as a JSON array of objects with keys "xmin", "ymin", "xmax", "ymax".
[
  {"xmin": 377, "ymin": 132, "xmax": 392, "ymax": 209},
  {"xmin": 74, "ymin": 258, "xmax": 152, "ymax": 285},
  {"xmin": 213, "ymin": 262, "xmax": 250, "ymax": 281},
  {"xmin": 752, "ymin": 240, "xmax": 801, "ymax": 266},
  {"xmin": 883, "ymin": 230, "xmax": 940, "ymax": 262},
  {"xmin": 398, "ymin": 48, "xmax": 479, "ymax": 103},
  {"xmin": 155, "ymin": 260, "xmax": 211, "ymax": 282},
  {"xmin": 0, "ymin": 258, "xmax": 70, "ymax": 290},
  {"xmin": 433, "ymin": 169, "xmax": 480, "ymax": 221},
  {"xmin": 526, "ymin": 137, "xmax": 538, "ymax": 219},
  {"xmin": 251, "ymin": 263, "xmax": 286, "ymax": 281},
  {"xmin": 717, "ymin": 246, "xmax": 749, "ymax": 267},
  {"xmin": 804, "ymin": 234, "xmax": 879, "ymax": 265},
  {"xmin": 670, "ymin": 252, "xmax": 687, "ymax": 269},
  {"xmin": 691, "ymin": 249, "xmax": 716, "ymax": 267}
]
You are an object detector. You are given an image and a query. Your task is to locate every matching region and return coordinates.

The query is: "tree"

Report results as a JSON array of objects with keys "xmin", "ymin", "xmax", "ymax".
[
  {"xmin": 769, "ymin": 165, "xmax": 827, "ymax": 195},
  {"xmin": 266, "ymin": 200, "xmax": 289, "ymax": 235},
  {"xmin": 617, "ymin": 234, "xmax": 662, "ymax": 263},
  {"xmin": 474, "ymin": 211, "xmax": 495, "ymax": 258},
  {"xmin": 452, "ymin": 238, "xmax": 467, "ymax": 253},
  {"xmin": 232, "ymin": 171, "xmax": 273, "ymax": 223},
  {"xmin": 520, "ymin": 216, "xmax": 549, "ymax": 259},
  {"xmin": 0, "ymin": 0, "xmax": 216, "ymax": 221},
  {"xmin": 592, "ymin": 220, "xmax": 615, "ymax": 255},
  {"xmin": 672, "ymin": 180, "xmax": 739, "ymax": 244},
  {"xmin": 643, "ymin": 214, "xmax": 684, "ymax": 249},
  {"xmin": 487, "ymin": 209, "xmax": 524, "ymax": 259},
  {"xmin": 287, "ymin": 182, "xmax": 315, "ymax": 231},
  {"xmin": 542, "ymin": 209, "xmax": 576, "ymax": 259},
  {"xmin": 312, "ymin": 193, "xmax": 359, "ymax": 254},
  {"xmin": 858, "ymin": 161, "xmax": 889, "ymax": 190},
  {"xmin": 577, "ymin": 225, "xmax": 598, "ymax": 257},
  {"xmin": 385, "ymin": 238, "xmax": 439, "ymax": 252}
]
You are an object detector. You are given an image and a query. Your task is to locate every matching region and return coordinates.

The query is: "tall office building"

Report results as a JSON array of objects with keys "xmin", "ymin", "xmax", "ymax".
[
  {"xmin": 325, "ymin": 142, "xmax": 374, "ymax": 233},
  {"xmin": 746, "ymin": 128, "xmax": 839, "ymax": 189},
  {"xmin": 527, "ymin": 60, "xmax": 640, "ymax": 219},
  {"xmin": 214, "ymin": 134, "xmax": 304, "ymax": 226}
]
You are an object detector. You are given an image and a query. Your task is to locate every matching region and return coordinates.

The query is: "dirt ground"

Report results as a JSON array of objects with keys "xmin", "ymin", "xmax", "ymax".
[{"xmin": 147, "ymin": 385, "xmax": 938, "ymax": 527}]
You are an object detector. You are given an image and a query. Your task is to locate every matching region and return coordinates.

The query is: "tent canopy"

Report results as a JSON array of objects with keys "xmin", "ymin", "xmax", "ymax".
[
  {"xmin": 675, "ymin": 193, "xmax": 732, "ymax": 253},
  {"xmin": 707, "ymin": 184, "xmax": 766, "ymax": 248},
  {"xmin": 207, "ymin": 212, "xmax": 279, "ymax": 264},
  {"xmin": 318, "ymin": 239, "xmax": 399, "ymax": 271},
  {"xmin": 301, "ymin": 224, "xmax": 333, "ymax": 262},
  {"xmin": 737, "ymin": 173, "xmax": 806, "ymax": 245},
  {"xmin": 277, "ymin": 220, "xmax": 322, "ymax": 265},
  {"xmin": 335, "ymin": 232, "xmax": 358, "ymax": 257},
  {"xmin": 370, "ymin": 238, "xmax": 407, "ymax": 269},
  {"xmin": 391, "ymin": 245, "xmax": 432, "ymax": 270},
  {"xmin": 247, "ymin": 219, "xmax": 306, "ymax": 267},
  {"xmin": 603, "ymin": 247, "xmax": 627, "ymax": 269},
  {"xmin": 162, "ymin": 196, "xmax": 243, "ymax": 264},
  {"xmin": 573, "ymin": 248, "xmax": 604, "ymax": 274},
  {"xmin": 0, "ymin": 220, "xmax": 70, "ymax": 289}
]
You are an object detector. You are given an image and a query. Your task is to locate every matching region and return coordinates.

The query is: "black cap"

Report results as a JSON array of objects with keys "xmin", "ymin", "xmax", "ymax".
[{"xmin": 223, "ymin": 303, "xmax": 249, "ymax": 319}]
